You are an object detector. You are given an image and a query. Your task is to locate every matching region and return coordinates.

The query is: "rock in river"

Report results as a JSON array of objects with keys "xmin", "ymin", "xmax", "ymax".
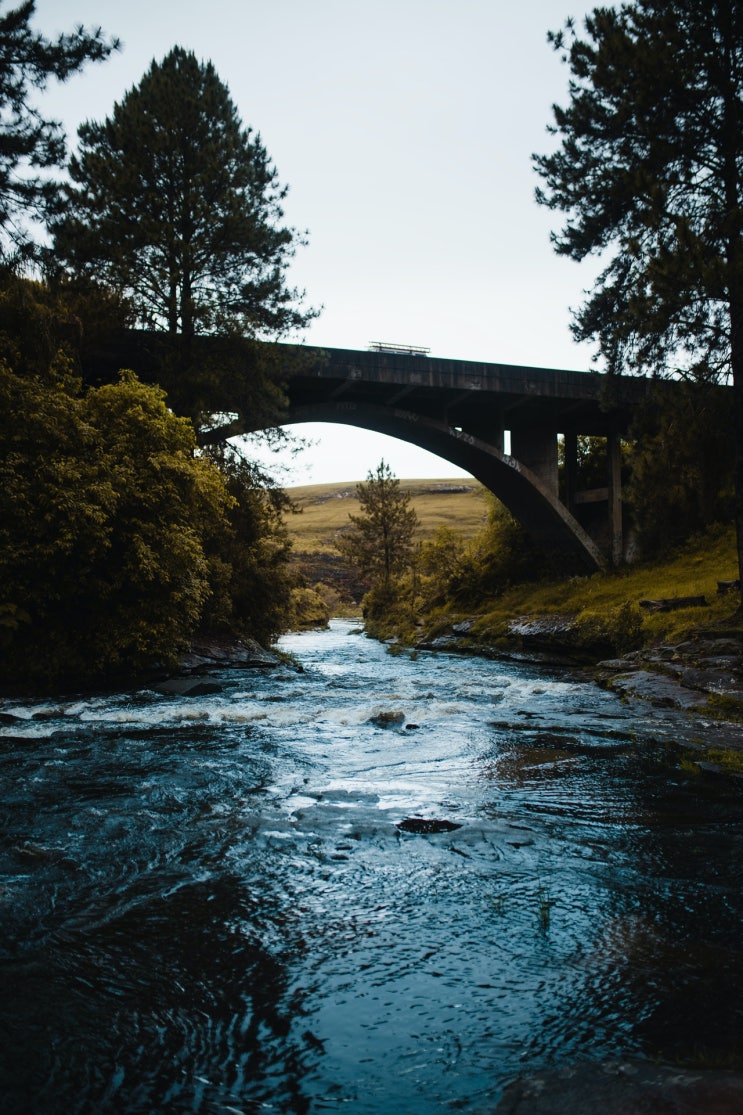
[
  {"xmin": 154, "ymin": 677, "xmax": 224, "ymax": 698},
  {"xmin": 396, "ymin": 817, "xmax": 462, "ymax": 834}
]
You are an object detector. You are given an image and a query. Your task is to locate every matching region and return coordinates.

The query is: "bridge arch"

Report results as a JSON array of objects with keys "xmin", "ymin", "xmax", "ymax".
[
  {"xmin": 83, "ymin": 332, "xmax": 633, "ymax": 571},
  {"xmin": 285, "ymin": 401, "xmax": 606, "ymax": 571}
]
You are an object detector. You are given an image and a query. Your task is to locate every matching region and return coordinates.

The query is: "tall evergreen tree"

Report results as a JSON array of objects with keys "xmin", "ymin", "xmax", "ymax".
[
  {"xmin": 533, "ymin": 1, "xmax": 743, "ymax": 602},
  {"xmin": 336, "ymin": 460, "xmax": 419, "ymax": 596},
  {"xmin": 52, "ymin": 46, "xmax": 311, "ymax": 342},
  {"xmin": 0, "ymin": 1, "xmax": 117, "ymax": 260}
]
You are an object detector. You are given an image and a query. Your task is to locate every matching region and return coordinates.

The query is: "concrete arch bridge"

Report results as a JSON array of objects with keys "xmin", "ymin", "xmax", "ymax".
[
  {"xmin": 271, "ymin": 344, "xmax": 653, "ymax": 572},
  {"xmin": 88, "ymin": 335, "xmax": 655, "ymax": 572}
]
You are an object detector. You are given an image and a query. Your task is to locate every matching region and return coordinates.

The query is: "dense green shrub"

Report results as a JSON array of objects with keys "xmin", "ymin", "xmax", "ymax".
[
  {"xmin": 201, "ymin": 450, "xmax": 297, "ymax": 643},
  {"xmin": 0, "ymin": 362, "xmax": 233, "ymax": 688},
  {"xmin": 418, "ymin": 497, "xmax": 552, "ymax": 607}
]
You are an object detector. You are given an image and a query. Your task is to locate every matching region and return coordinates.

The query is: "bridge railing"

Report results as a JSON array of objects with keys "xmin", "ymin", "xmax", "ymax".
[{"xmin": 367, "ymin": 341, "xmax": 431, "ymax": 357}]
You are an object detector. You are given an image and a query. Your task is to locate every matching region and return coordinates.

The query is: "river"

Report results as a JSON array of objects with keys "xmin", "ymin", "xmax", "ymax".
[{"xmin": 1, "ymin": 619, "xmax": 741, "ymax": 1113}]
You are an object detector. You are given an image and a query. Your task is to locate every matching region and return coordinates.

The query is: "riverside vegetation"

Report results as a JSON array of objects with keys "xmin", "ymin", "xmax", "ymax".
[
  {"xmin": 0, "ymin": 13, "xmax": 315, "ymax": 693},
  {"xmin": 287, "ymin": 474, "xmax": 743, "ymax": 771}
]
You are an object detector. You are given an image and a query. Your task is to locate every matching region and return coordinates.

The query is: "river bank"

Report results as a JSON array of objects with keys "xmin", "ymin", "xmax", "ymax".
[
  {"xmin": 410, "ymin": 615, "xmax": 743, "ymax": 760},
  {"xmin": 159, "ymin": 613, "xmax": 743, "ymax": 763},
  {"xmin": 356, "ymin": 524, "xmax": 743, "ymax": 759}
]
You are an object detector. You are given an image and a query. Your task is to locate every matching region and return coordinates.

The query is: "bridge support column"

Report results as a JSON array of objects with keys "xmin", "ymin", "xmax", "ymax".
[
  {"xmin": 510, "ymin": 426, "xmax": 559, "ymax": 497},
  {"xmin": 563, "ymin": 431, "xmax": 578, "ymax": 512},
  {"xmin": 608, "ymin": 428, "xmax": 623, "ymax": 566}
]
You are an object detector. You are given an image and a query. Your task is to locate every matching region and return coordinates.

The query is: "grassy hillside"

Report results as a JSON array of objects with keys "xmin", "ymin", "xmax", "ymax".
[
  {"xmin": 285, "ymin": 477, "xmax": 488, "ymax": 554},
  {"xmin": 285, "ymin": 480, "xmax": 741, "ymax": 648},
  {"xmin": 478, "ymin": 525, "xmax": 738, "ymax": 637}
]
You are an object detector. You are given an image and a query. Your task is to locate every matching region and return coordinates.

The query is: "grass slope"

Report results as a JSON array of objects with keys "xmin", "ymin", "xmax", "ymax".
[
  {"xmin": 285, "ymin": 477, "xmax": 488, "ymax": 554},
  {"xmin": 440, "ymin": 524, "xmax": 741, "ymax": 647}
]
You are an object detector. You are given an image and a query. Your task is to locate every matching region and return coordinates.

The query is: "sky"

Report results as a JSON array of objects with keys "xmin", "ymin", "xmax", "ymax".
[{"xmin": 35, "ymin": 0, "xmax": 602, "ymax": 485}]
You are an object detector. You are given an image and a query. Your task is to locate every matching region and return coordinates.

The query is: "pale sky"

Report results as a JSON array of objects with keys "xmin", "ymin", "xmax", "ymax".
[{"xmin": 35, "ymin": 0, "xmax": 602, "ymax": 485}]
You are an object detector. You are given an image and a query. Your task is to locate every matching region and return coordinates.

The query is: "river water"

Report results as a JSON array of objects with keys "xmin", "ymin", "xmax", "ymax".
[{"xmin": 1, "ymin": 619, "xmax": 742, "ymax": 1113}]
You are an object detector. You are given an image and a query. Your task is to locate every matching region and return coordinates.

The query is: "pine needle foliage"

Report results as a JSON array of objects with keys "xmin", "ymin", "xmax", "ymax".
[
  {"xmin": 533, "ymin": 0, "xmax": 743, "ymax": 603},
  {"xmin": 0, "ymin": 0, "xmax": 118, "ymax": 260},
  {"xmin": 52, "ymin": 46, "xmax": 313, "ymax": 342},
  {"xmin": 336, "ymin": 460, "xmax": 419, "ymax": 602}
]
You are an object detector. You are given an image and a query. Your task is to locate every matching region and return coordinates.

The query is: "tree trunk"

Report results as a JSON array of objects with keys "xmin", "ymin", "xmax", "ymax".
[
  {"xmin": 733, "ymin": 368, "xmax": 743, "ymax": 613},
  {"xmin": 729, "ymin": 298, "xmax": 743, "ymax": 612}
]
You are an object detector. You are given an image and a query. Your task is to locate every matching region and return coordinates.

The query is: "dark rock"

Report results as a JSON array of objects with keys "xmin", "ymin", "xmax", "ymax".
[
  {"xmin": 405, "ymin": 723, "xmax": 421, "ymax": 730},
  {"xmin": 677, "ymin": 667, "xmax": 743, "ymax": 699},
  {"xmin": 416, "ymin": 635, "xmax": 458, "ymax": 650},
  {"xmin": 639, "ymin": 595, "xmax": 709, "ymax": 612},
  {"xmin": 396, "ymin": 817, "xmax": 462, "ymax": 834},
  {"xmin": 154, "ymin": 678, "xmax": 224, "ymax": 698},
  {"xmin": 595, "ymin": 657, "xmax": 636, "ymax": 671},
  {"xmin": 369, "ymin": 709, "xmax": 405, "ymax": 727},
  {"xmin": 179, "ymin": 637, "xmax": 282, "ymax": 671},
  {"xmin": 0, "ymin": 711, "xmax": 22, "ymax": 725},
  {"xmin": 603, "ymin": 669, "xmax": 705, "ymax": 710},
  {"xmin": 494, "ymin": 1060, "xmax": 743, "ymax": 1114},
  {"xmin": 508, "ymin": 615, "xmax": 578, "ymax": 641},
  {"xmin": 506, "ymin": 614, "xmax": 616, "ymax": 661}
]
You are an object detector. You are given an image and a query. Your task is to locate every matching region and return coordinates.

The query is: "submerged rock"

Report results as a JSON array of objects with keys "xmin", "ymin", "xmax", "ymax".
[
  {"xmin": 396, "ymin": 817, "xmax": 462, "ymax": 834},
  {"xmin": 154, "ymin": 677, "xmax": 224, "ymax": 698},
  {"xmin": 368, "ymin": 708, "xmax": 405, "ymax": 728}
]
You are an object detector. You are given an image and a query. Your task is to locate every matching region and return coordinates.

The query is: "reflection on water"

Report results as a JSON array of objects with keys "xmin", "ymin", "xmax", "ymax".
[{"xmin": 1, "ymin": 619, "xmax": 741, "ymax": 1113}]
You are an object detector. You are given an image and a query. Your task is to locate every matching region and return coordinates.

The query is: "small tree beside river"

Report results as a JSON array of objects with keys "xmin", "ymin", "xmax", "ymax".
[{"xmin": 336, "ymin": 461, "xmax": 419, "ymax": 620}]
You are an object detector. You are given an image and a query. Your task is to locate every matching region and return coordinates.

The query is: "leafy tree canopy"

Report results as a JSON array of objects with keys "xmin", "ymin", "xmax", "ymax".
[
  {"xmin": 0, "ymin": 359, "xmax": 235, "ymax": 689},
  {"xmin": 533, "ymin": 0, "xmax": 743, "ymax": 597},
  {"xmin": 52, "ymin": 46, "xmax": 314, "ymax": 342},
  {"xmin": 0, "ymin": 0, "xmax": 118, "ymax": 260}
]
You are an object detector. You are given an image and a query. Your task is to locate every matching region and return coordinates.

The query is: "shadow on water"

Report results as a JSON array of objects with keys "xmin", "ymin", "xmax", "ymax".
[{"xmin": 1, "ymin": 874, "xmax": 317, "ymax": 1114}]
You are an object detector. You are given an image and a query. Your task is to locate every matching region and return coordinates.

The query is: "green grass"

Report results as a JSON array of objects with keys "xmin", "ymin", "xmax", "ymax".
[
  {"xmin": 285, "ymin": 477, "xmax": 488, "ymax": 554},
  {"xmin": 288, "ymin": 477, "xmax": 741, "ymax": 660},
  {"xmin": 468, "ymin": 525, "xmax": 740, "ymax": 646},
  {"xmin": 698, "ymin": 747, "xmax": 743, "ymax": 772}
]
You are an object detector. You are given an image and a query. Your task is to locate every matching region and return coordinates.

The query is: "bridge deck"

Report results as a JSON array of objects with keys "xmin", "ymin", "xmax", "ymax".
[{"xmin": 289, "ymin": 346, "xmax": 649, "ymax": 437}]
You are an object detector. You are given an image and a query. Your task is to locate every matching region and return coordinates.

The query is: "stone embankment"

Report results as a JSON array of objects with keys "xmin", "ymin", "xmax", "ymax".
[
  {"xmin": 595, "ymin": 632, "xmax": 743, "ymax": 714},
  {"xmin": 416, "ymin": 614, "xmax": 743, "ymax": 752}
]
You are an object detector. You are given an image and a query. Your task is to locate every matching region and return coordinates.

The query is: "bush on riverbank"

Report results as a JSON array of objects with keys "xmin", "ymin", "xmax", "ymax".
[
  {"xmin": 0, "ymin": 362, "xmax": 235, "ymax": 689},
  {"xmin": 409, "ymin": 524, "xmax": 740, "ymax": 658},
  {"xmin": 0, "ymin": 358, "xmax": 300, "ymax": 691}
]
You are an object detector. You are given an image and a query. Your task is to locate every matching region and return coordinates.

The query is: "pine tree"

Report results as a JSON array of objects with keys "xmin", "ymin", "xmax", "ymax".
[
  {"xmin": 52, "ymin": 46, "xmax": 311, "ymax": 342},
  {"xmin": 533, "ymin": 1, "xmax": 743, "ymax": 601},
  {"xmin": 0, "ymin": 0, "xmax": 117, "ymax": 259},
  {"xmin": 336, "ymin": 461, "xmax": 419, "ymax": 596}
]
